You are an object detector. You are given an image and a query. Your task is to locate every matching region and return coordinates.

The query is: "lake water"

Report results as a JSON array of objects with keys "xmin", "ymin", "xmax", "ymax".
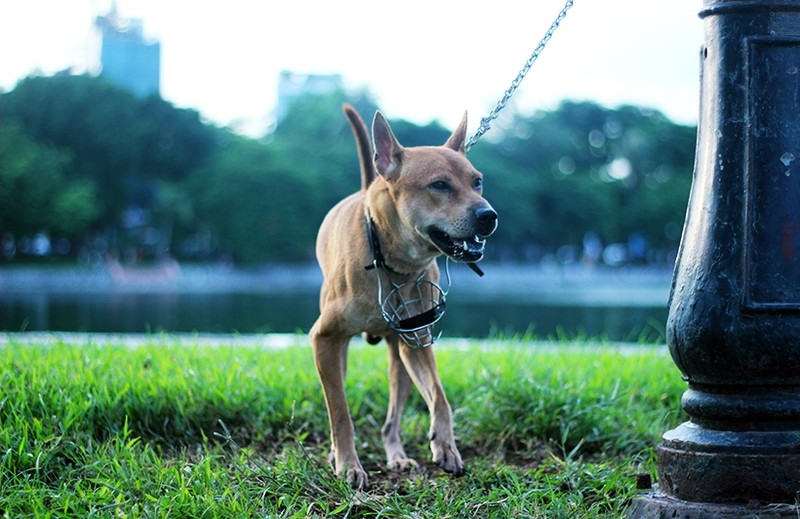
[{"xmin": 0, "ymin": 264, "xmax": 672, "ymax": 342}]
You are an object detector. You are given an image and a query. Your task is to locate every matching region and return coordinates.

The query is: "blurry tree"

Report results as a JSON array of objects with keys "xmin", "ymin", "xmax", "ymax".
[
  {"xmin": 0, "ymin": 74, "xmax": 694, "ymax": 266},
  {"xmin": 0, "ymin": 75, "xmax": 147, "ymax": 222},
  {"xmin": 0, "ymin": 75, "xmax": 218, "ymax": 259},
  {"xmin": 0, "ymin": 121, "xmax": 101, "ymax": 239},
  {"xmin": 151, "ymin": 180, "xmax": 195, "ymax": 257},
  {"xmin": 49, "ymin": 180, "xmax": 104, "ymax": 237},
  {"xmin": 138, "ymin": 95, "xmax": 217, "ymax": 182},
  {"xmin": 474, "ymin": 101, "xmax": 694, "ymax": 260},
  {"xmin": 389, "ymin": 119, "xmax": 451, "ymax": 148},
  {"xmin": 190, "ymin": 135, "xmax": 316, "ymax": 263},
  {"xmin": 271, "ymin": 89, "xmax": 378, "ymax": 212}
]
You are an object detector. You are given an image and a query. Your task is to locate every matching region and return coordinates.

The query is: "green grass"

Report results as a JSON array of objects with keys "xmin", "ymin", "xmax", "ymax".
[{"xmin": 0, "ymin": 335, "xmax": 686, "ymax": 518}]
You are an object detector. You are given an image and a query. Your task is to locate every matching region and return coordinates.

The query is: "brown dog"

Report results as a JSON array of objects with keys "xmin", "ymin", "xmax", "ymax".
[{"xmin": 310, "ymin": 104, "xmax": 497, "ymax": 488}]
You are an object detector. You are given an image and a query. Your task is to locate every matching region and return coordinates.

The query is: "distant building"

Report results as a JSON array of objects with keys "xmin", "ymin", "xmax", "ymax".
[
  {"xmin": 95, "ymin": 3, "xmax": 160, "ymax": 98},
  {"xmin": 276, "ymin": 71, "xmax": 342, "ymax": 122}
]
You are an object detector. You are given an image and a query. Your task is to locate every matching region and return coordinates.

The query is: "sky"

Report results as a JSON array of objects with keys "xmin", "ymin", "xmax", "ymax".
[{"xmin": 0, "ymin": 0, "xmax": 705, "ymax": 136}]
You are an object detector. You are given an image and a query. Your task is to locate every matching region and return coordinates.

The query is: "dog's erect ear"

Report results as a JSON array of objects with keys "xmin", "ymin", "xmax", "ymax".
[
  {"xmin": 444, "ymin": 112, "xmax": 468, "ymax": 154},
  {"xmin": 372, "ymin": 111, "xmax": 404, "ymax": 180}
]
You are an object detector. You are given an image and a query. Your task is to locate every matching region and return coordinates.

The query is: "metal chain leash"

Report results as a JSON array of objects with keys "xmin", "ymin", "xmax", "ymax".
[{"xmin": 465, "ymin": 0, "xmax": 575, "ymax": 153}]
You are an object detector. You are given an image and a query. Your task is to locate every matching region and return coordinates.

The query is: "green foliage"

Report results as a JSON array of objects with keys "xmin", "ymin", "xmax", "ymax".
[
  {"xmin": 50, "ymin": 181, "xmax": 104, "ymax": 237},
  {"xmin": 271, "ymin": 90, "xmax": 377, "ymax": 210},
  {"xmin": 477, "ymin": 102, "xmax": 694, "ymax": 257},
  {"xmin": 191, "ymin": 135, "xmax": 318, "ymax": 263},
  {"xmin": 0, "ymin": 336, "xmax": 685, "ymax": 517},
  {"xmin": 0, "ymin": 75, "xmax": 219, "ymax": 259},
  {"xmin": 0, "ymin": 120, "xmax": 102, "ymax": 238},
  {"xmin": 0, "ymin": 74, "xmax": 695, "ymax": 265},
  {"xmin": 138, "ymin": 96, "xmax": 217, "ymax": 182},
  {"xmin": 0, "ymin": 75, "xmax": 148, "ymax": 220}
]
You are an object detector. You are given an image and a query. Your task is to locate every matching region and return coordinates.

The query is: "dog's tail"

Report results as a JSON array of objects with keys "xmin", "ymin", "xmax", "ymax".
[{"xmin": 343, "ymin": 104, "xmax": 376, "ymax": 190}]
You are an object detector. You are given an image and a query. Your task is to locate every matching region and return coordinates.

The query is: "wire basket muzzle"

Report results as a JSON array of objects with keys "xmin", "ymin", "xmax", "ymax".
[{"xmin": 381, "ymin": 278, "xmax": 447, "ymax": 348}]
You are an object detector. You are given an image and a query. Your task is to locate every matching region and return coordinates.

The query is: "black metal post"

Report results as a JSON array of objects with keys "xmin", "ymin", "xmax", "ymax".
[{"xmin": 631, "ymin": 1, "xmax": 800, "ymax": 516}]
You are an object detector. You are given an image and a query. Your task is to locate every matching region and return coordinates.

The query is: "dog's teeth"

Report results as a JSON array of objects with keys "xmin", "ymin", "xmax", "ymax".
[{"xmin": 462, "ymin": 240, "xmax": 469, "ymax": 251}]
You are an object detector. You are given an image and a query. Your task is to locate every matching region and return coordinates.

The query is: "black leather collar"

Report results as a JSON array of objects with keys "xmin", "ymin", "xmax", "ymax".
[{"xmin": 364, "ymin": 211, "xmax": 407, "ymax": 276}]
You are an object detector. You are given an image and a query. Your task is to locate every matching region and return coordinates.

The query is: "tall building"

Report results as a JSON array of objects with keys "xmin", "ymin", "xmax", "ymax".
[{"xmin": 95, "ymin": 3, "xmax": 160, "ymax": 98}]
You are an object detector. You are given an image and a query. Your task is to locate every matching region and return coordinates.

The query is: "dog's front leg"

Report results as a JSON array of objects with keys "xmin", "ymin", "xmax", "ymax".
[
  {"xmin": 311, "ymin": 331, "xmax": 367, "ymax": 488},
  {"xmin": 399, "ymin": 343, "xmax": 464, "ymax": 475},
  {"xmin": 382, "ymin": 336, "xmax": 418, "ymax": 471}
]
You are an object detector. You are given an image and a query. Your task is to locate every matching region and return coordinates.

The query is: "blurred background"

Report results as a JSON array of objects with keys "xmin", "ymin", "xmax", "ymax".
[{"xmin": 0, "ymin": 1, "xmax": 704, "ymax": 341}]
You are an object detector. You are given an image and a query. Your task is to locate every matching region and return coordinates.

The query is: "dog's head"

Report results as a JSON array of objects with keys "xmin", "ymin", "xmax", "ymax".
[{"xmin": 372, "ymin": 111, "xmax": 498, "ymax": 263}]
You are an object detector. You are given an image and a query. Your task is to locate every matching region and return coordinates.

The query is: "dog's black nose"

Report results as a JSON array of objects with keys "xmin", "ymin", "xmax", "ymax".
[{"xmin": 475, "ymin": 206, "xmax": 498, "ymax": 237}]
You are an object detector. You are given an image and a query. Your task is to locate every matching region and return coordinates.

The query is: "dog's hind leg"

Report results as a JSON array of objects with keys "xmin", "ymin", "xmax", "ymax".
[
  {"xmin": 398, "ymin": 344, "xmax": 464, "ymax": 475},
  {"xmin": 311, "ymin": 326, "xmax": 368, "ymax": 488},
  {"xmin": 382, "ymin": 335, "xmax": 419, "ymax": 471}
]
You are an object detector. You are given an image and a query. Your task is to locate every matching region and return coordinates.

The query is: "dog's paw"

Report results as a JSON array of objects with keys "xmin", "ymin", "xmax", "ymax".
[
  {"xmin": 387, "ymin": 455, "xmax": 419, "ymax": 472},
  {"xmin": 431, "ymin": 440, "xmax": 464, "ymax": 475},
  {"xmin": 337, "ymin": 461, "xmax": 369, "ymax": 489},
  {"xmin": 345, "ymin": 465, "xmax": 369, "ymax": 489}
]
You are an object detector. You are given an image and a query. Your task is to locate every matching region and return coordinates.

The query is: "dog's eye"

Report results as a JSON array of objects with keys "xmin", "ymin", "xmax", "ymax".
[
  {"xmin": 472, "ymin": 178, "xmax": 483, "ymax": 191},
  {"xmin": 429, "ymin": 180, "xmax": 450, "ymax": 191}
]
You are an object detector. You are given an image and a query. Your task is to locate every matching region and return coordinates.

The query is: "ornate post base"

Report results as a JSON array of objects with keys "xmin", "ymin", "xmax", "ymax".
[
  {"xmin": 629, "ymin": 491, "xmax": 800, "ymax": 519},
  {"xmin": 657, "ymin": 424, "xmax": 800, "ymax": 504},
  {"xmin": 632, "ymin": 400, "xmax": 800, "ymax": 517}
]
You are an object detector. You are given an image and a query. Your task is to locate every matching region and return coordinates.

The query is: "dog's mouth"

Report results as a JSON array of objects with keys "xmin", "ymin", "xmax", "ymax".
[{"xmin": 427, "ymin": 227, "xmax": 486, "ymax": 262}]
